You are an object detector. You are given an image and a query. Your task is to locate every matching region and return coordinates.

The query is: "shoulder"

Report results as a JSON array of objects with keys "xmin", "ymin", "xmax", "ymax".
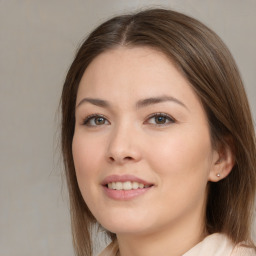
[
  {"xmin": 231, "ymin": 244, "xmax": 256, "ymax": 256},
  {"xmin": 183, "ymin": 233, "xmax": 255, "ymax": 256}
]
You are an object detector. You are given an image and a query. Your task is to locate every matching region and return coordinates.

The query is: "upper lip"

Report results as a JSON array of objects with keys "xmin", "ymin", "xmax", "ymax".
[{"xmin": 101, "ymin": 174, "xmax": 153, "ymax": 186}]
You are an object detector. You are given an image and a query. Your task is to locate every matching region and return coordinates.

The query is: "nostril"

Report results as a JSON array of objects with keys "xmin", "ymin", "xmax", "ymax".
[
  {"xmin": 124, "ymin": 156, "xmax": 133, "ymax": 160},
  {"xmin": 109, "ymin": 157, "xmax": 115, "ymax": 162},
  {"xmin": 108, "ymin": 155, "xmax": 134, "ymax": 163}
]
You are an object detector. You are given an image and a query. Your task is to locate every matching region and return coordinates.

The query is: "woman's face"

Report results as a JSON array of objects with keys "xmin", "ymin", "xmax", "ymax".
[{"xmin": 72, "ymin": 47, "xmax": 219, "ymax": 236}]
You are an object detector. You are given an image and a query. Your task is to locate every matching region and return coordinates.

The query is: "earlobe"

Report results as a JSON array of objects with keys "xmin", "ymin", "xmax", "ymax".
[{"xmin": 208, "ymin": 142, "xmax": 235, "ymax": 182}]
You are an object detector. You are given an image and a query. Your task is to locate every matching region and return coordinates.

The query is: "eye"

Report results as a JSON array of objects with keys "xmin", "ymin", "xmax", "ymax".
[
  {"xmin": 83, "ymin": 114, "xmax": 110, "ymax": 127},
  {"xmin": 145, "ymin": 113, "xmax": 175, "ymax": 126}
]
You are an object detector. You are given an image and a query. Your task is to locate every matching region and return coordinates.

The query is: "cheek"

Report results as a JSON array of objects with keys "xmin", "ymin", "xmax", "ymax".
[
  {"xmin": 146, "ymin": 126, "xmax": 213, "ymax": 184},
  {"xmin": 72, "ymin": 132, "xmax": 108, "ymax": 214},
  {"xmin": 72, "ymin": 133, "xmax": 104, "ymax": 186},
  {"xmin": 146, "ymin": 129, "xmax": 213, "ymax": 218}
]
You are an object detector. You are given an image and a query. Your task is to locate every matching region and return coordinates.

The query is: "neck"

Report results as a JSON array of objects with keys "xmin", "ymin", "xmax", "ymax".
[{"xmin": 116, "ymin": 211, "xmax": 207, "ymax": 256}]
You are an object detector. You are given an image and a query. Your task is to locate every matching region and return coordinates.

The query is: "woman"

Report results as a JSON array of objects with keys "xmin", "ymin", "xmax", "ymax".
[{"xmin": 61, "ymin": 9, "xmax": 256, "ymax": 256}]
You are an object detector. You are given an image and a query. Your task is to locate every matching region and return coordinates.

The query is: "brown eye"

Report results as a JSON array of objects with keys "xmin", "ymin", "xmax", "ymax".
[
  {"xmin": 95, "ymin": 117, "xmax": 105, "ymax": 125},
  {"xmin": 83, "ymin": 115, "xmax": 110, "ymax": 126},
  {"xmin": 155, "ymin": 116, "xmax": 167, "ymax": 124},
  {"xmin": 146, "ymin": 113, "xmax": 175, "ymax": 126}
]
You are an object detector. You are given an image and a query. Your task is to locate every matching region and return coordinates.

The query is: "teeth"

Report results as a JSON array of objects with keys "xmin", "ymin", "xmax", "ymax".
[
  {"xmin": 132, "ymin": 181, "xmax": 139, "ymax": 189},
  {"xmin": 123, "ymin": 181, "xmax": 132, "ymax": 190},
  {"xmin": 139, "ymin": 183, "xmax": 144, "ymax": 189},
  {"xmin": 107, "ymin": 181, "xmax": 149, "ymax": 190},
  {"xmin": 116, "ymin": 182, "xmax": 122, "ymax": 190}
]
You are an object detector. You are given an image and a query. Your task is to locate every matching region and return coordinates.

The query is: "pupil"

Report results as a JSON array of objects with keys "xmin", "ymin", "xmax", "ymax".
[
  {"xmin": 96, "ymin": 117, "xmax": 104, "ymax": 125},
  {"xmin": 156, "ymin": 116, "xmax": 166, "ymax": 124}
]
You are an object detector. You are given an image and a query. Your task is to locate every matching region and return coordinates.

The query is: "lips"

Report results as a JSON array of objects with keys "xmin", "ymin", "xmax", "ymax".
[
  {"xmin": 102, "ymin": 174, "xmax": 153, "ymax": 188},
  {"xmin": 107, "ymin": 181, "xmax": 151, "ymax": 190},
  {"xmin": 102, "ymin": 174, "xmax": 154, "ymax": 200}
]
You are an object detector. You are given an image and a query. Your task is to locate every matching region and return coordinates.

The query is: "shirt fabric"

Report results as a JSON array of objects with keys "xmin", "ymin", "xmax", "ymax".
[{"xmin": 99, "ymin": 233, "xmax": 255, "ymax": 256}]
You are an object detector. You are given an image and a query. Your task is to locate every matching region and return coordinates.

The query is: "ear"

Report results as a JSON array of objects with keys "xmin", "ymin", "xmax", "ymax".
[{"xmin": 208, "ymin": 140, "xmax": 235, "ymax": 182}]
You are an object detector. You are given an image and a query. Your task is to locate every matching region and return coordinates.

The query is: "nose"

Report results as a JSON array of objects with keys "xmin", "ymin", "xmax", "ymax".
[{"xmin": 106, "ymin": 123, "xmax": 142, "ymax": 165}]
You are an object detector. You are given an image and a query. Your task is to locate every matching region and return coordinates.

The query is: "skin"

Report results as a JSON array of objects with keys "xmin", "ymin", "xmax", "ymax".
[{"xmin": 72, "ymin": 47, "xmax": 233, "ymax": 256}]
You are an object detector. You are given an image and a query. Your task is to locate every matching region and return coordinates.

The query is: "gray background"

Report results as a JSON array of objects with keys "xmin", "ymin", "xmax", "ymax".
[{"xmin": 0, "ymin": 1, "xmax": 255, "ymax": 255}]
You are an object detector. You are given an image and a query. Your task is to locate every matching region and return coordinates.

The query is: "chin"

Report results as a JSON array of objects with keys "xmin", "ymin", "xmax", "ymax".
[
  {"xmin": 102, "ymin": 223, "xmax": 150, "ymax": 235},
  {"xmin": 96, "ymin": 210, "xmax": 152, "ymax": 235}
]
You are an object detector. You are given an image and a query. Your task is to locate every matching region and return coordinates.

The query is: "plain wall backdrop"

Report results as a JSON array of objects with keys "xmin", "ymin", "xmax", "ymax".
[{"xmin": 0, "ymin": 1, "xmax": 255, "ymax": 255}]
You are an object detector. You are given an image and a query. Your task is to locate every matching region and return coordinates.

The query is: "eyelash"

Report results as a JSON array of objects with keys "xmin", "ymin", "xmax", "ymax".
[
  {"xmin": 82, "ymin": 114, "xmax": 110, "ymax": 126},
  {"xmin": 82, "ymin": 113, "xmax": 175, "ymax": 127},
  {"xmin": 145, "ymin": 112, "xmax": 175, "ymax": 126}
]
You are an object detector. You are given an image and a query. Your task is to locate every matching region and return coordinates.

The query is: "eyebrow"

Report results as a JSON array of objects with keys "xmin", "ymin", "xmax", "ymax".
[
  {"xmin": 136, "ymin": 95, "xmax": 188, "ymax": 110},
  {"xmin": 76, "ymin": 95, "xmax": 188, "ymax": 110},
  {"xmin": 76, "ymin": 98, "xmax": 110, "ymax": 108}
]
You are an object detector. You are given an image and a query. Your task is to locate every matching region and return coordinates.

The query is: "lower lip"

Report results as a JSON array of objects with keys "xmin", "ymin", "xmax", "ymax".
[{"xmin": 102, "ymin": 186, "xmax": 152, "ymax": 200}]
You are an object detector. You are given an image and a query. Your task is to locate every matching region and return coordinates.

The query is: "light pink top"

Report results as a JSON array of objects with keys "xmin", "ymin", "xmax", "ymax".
[
  {"xmin": 99, "ymin": 233, "xmax": 255, "ymax": 256},
  {"xmin": 183, "ymin": 233, "xmax": 255, "ymax": 256}
]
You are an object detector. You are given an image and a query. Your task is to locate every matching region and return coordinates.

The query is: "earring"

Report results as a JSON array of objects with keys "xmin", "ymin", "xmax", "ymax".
[{"xmin": 216, "ymin": 173, "xmax": 221, "ymax": 177}]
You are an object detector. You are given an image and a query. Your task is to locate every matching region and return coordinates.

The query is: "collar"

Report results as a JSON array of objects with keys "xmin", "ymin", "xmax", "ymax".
[{"xmin": 183, "ymin": 233, "xmax": 235, "ymax": 256}]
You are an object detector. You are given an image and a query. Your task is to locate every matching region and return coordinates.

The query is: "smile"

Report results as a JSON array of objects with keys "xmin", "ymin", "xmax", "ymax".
[
  {"xmin": 107, "ymin": 181, "xmax": 151, "ymax": 190},
  {"xmin": 102, "ymin": 175, "xmax": 154, "ymax": 200}
]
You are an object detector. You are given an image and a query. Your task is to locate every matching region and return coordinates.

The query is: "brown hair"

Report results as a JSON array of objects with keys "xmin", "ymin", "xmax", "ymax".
[{"xmin": 61, "ymin": 8, "xmax": 256, "ymax": 255}]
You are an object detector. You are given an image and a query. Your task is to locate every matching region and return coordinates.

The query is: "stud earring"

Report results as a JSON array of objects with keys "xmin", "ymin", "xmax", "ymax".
[{"xmin": 216, "ymin": 173, "xmax": 221, "ymax": 177}]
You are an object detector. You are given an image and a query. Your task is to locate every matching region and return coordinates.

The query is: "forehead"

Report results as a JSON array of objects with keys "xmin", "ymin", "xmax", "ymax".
[
  {"xmin": 77, "ymin": 46, "xmax": 195, "ymax": 101},
  {"xmin": 81, "ymin": 46, "xmax": 173, "ymax": 84}
]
